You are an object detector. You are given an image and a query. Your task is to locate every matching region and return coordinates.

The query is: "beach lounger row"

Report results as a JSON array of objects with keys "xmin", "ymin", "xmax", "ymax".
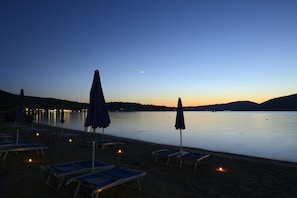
[
  {"xmin": 0, "ymin": 143, "xmax": 48, "ymax": 162},
  {"xmin": 152, "ymin": 149, "xmax": 210, "ymax": 170},
  {"xmin": 41, "ymin": 160, "xmax": 146, "ymax": 197}
]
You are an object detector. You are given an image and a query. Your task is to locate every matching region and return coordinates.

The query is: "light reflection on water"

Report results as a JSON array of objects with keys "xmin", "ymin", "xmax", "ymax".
[{"xmin": 35, "ymin": 111, "xmax": 297, "ymax": 163}]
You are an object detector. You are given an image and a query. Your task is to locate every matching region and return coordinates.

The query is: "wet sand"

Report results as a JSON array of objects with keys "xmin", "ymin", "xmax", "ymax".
[{"xmin": 1, "ymin": 120, "xmax": 297, "ymax": 198}]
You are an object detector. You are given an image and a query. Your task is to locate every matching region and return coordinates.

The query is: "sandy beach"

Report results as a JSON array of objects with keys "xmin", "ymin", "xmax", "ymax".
[{"xmin": 1, "ymin": 119, "xmax": 297, "ymax": 198}]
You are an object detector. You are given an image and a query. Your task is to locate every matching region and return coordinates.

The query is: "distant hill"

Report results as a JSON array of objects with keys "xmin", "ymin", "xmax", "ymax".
[
  {"xmin": 187, "ymin": 94, "xmax": 297, "ymax": 111},
  {"xmin": 186, "ymin": 101, "xmax": 259, "ymax": 111},
  {"xmin": 1, "ymin": 89, "xmax": 297, "ymax": 111},
  {"xmin": 0, "ymin": 89, "xmax": 89, "ymax": 111},
  {"xmin": 0, "ymin": 90, "xmax": 174, "ymax": 111},
  {"xmin": 259, "ymin": 94, "xmax": 297, "ymax": 111}
]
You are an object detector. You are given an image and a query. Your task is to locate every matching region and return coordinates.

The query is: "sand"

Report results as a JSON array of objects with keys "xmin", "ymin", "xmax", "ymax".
[{"xmin": 1, "ymin": 120, "xmax": 297, "ymax": 198}]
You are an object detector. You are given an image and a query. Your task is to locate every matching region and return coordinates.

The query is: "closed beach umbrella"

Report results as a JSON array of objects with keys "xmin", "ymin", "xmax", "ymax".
[
  {"xmin": 15, "ymin": 89, "xmax": 24, "ymax": 144},
  {"xmin": 85, "ymin": 70, "xmax": 110, "ymax": 135},
  {"xmin": 85, "ymin": 70, "xmax": 110, "ymax": 171},
  {"xmin": 175, "ymin": 97, "xmax": 185, "ymax": 152}
]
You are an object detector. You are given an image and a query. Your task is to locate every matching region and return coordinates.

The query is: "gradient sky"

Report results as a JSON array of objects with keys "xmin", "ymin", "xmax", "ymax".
[{"xmin": 1, "ymin": 0, "xmax": 296, "ymax": 107}]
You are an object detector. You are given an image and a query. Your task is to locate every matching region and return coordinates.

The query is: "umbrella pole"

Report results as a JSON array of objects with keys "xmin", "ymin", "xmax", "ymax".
[
  {"xmin": 180, "ymin": 129, "xmax": 182, "ymax": 152},
  {"xmin": 102, "ymin": 128, "xmax": 105, "ymax": 140},
  {"xmin": 92, "ymin": 141, "xmax": 95, "ymax": 172},
  {"xmin": 16, "ymin": 128, "xmax": 19, "ymax": 145},
  {"xmin": 61, "ymin": 123, "xmax": 64, "ymax": 134}
]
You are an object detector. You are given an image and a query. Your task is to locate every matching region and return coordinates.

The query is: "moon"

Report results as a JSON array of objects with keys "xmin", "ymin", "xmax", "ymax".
[{"xmin": 140, "ymin": 70, "xmax": 144, "ymax": 74}]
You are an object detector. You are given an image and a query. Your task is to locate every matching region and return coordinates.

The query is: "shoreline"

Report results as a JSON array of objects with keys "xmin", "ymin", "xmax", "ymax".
[
  {"xmin": 40, "ymin": 122, "xmax": 297, "ymax": 166},
  {"xmin": 1, "ymin": 120, "xmax": 297, "ymax": 197}
]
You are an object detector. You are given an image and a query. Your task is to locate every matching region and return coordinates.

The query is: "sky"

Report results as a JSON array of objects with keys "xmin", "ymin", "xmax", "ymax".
[{"xmin": 1, "ymin": 0, "xmax": 297, "ymax": 107}]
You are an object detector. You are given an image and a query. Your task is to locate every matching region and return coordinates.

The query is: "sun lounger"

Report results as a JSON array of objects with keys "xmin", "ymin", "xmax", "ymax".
[
  {"xmin": 0, "ymin": 144, "xmax": 48, "ymax": 162},
  {"xmin": 177, "ymin": 152, "xmax": 210, "ymax": 170},
  {"xmin": 0, "ymin": 133, "xmax": 12, "ymax": 142},
  {"xmin": 152, "ymin": 149, "xmax": 188, "ymax": 164},
  {"xmin": 18, "ymin": 126, "xmax": 47, "ymax": 133},
  {"xmin": 0, "ymin": 141, "xmax": 38, "ymax": 148},
  {"xmin": 68, "ymin": 167, "xmax": 146, "ymax": 198},
  {"xmin": 49, "ymin": 132, "xmax": 79, "ymax": 140},
  {"xmin": 84, "ymin": 138, "xmax": 125, "ymax": 150},
  {"xmin": 41, "ymin": 160, "xmax": 114, "ymax": 190}
]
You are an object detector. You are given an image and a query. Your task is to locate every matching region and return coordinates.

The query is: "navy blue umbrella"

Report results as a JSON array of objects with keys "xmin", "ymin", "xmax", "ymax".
[
  {"xmin": 85, "ymin": 70, "xmax": 110, "ymax": 137},
  {"xmin": 15, "ymin": 89, "xmax": 24, "ymax": 144},
  {"xmin": 85, "ymin": 70, "xmax": 110, "ymax": 171},
  {"xmin": 175, "ymin": 97, "xmax": 185, "ymax": 152}
]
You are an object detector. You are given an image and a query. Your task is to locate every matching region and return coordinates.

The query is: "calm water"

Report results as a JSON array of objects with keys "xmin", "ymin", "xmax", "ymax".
[{"xmin": 35, "ymin": 111, "xmax": 297, "ymax": 163}]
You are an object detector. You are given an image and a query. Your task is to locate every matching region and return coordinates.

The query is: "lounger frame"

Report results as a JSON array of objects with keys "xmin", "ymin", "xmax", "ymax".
[
  {"xmin": 0, "ymin": 144, "xmax": 48, "ymax": 161},
  {"xmin": 41, "ymin": 160, "xmax": 113, "ymax": 190},
  {"xmin": 70, "ymin": 167, "xmax": 146, "ymax": 198},
  {"xmin": 152, "ymin": 149, "xmax": 210, "ymax": 170}
]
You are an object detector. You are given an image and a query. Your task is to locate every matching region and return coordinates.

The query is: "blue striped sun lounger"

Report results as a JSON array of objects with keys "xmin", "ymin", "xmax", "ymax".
[
  {"xmin": 41, "ymin": 160, "xmax": 114, "ymax": 190},
  {"xmin": 69, "ymin": 167, "xmax": 146, "ymax": 198},
  {"xmin": 0, "ymin": 144, "xmax": 48, "ymax": 162}
]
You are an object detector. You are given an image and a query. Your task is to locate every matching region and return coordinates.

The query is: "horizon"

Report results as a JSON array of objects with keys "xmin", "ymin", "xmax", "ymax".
[
  {"xmin": 2, "ymin": 88, "xmax": 295, "ymax": 108},
  {"xmin": 1, "ymin": 1, "xmax": 296, "ymax": 107}
]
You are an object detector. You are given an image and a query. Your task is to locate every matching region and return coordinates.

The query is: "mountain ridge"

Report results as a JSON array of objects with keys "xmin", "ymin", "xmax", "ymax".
[{"xmin": 1, "ymin": 89, "xmax": 297, "ymax": 111}]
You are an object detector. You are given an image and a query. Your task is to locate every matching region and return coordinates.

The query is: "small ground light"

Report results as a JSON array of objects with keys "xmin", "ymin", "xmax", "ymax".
[
  {"xmin": 68, "ymin": 138, "xmax": 73, "ymax": 143},
  {"xmin": 36, "ymin": 132, "xmax": 40, "ymax": 136},
  {"xmin": 216, "ymin": 167, "xmax": 227, "ymax": 173},
  {"xmin": 28, "ymin": 158, "xmax": 33, "ymax": 163},
  {"xmin": 117, "ymin": 149, "xmax": 123, "ymax": 154}
]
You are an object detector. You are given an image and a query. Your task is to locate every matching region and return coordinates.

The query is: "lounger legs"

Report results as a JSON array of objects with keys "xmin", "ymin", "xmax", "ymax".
[
  {"xmin": 2, "ymin": 152, "xmax": 8, "ymax": 162},
  {"xmin": 137, "ymin": 178, "xmax": 142, "ymax": 191},
  {"xmin": 73, "ymin": 181, "xmax": 81, "ymax": 198}
]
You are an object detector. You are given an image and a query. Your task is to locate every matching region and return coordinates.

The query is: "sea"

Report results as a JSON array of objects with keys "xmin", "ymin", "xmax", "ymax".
[{"xmin": 34, "ymin": 111, "xmax": 297, "ymax": 163}]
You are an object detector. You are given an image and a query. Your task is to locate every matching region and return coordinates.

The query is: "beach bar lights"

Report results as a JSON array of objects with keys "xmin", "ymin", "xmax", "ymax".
[
  {"xmin": 35, "ymin": 132, "xmax": 40, "ymax": 136},
  {"xmin": 68, "ymin": 138, "xmax": 73, "ymax": 143}
]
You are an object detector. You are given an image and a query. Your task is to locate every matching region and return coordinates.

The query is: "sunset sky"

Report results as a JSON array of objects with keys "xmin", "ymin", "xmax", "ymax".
[{"xmin": 1, "ymin": 0, "xmax": 296, "ymax": 107}]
